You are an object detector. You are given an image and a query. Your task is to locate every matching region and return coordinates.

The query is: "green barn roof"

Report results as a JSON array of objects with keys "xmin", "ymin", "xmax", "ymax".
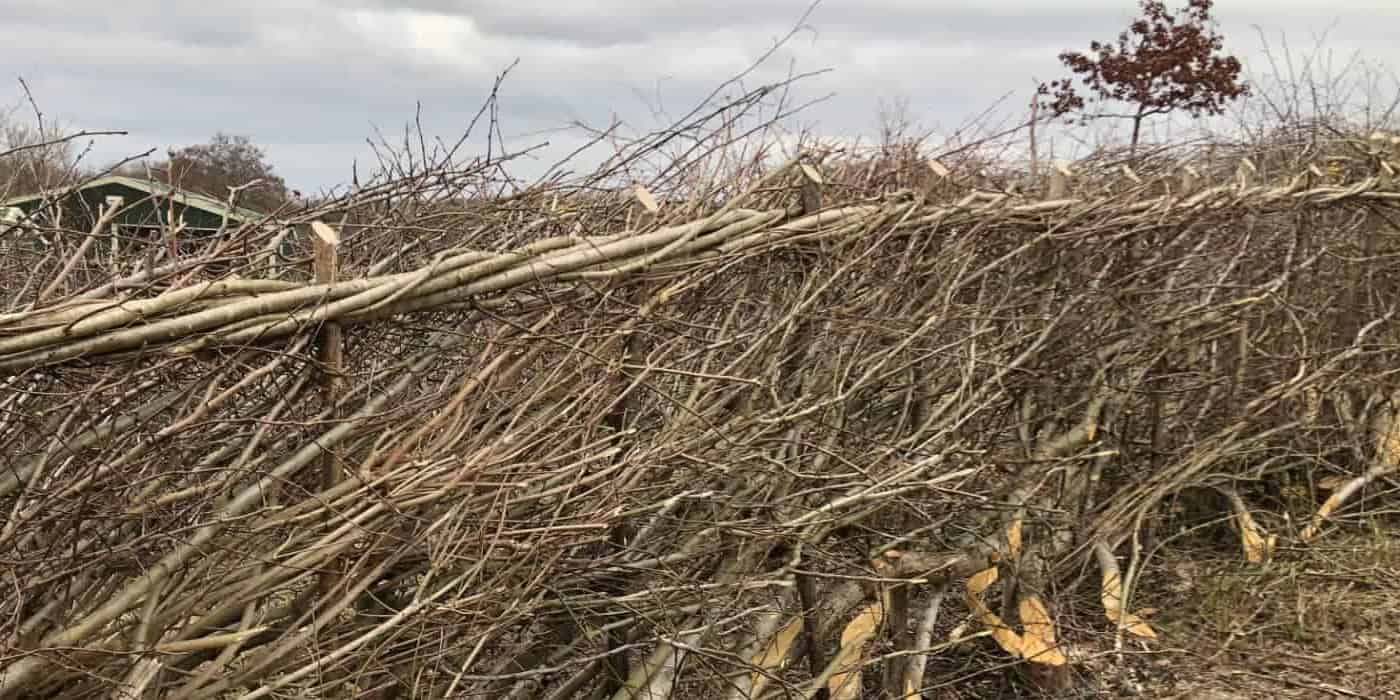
[{"xmin": 1, "ymin": 175, "xmax": 274, "ymax": 230}]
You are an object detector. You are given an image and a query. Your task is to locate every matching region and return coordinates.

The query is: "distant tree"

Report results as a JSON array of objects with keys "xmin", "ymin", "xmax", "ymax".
[
  {"xmin": 0, "ymin": 110, "xmax": 80, "ymax": 196},
  {"xmin": 132, "ymin": 133, "xmax": 291, "ymax": 212},
  {"xmin": 1038, "ymin": 0, "xmax": 1250, "ymax": 154}
]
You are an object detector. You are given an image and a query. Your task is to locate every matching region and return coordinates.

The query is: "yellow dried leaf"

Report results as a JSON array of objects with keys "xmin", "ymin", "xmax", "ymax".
[
  {"xmin": 928, "ymin": 159, "xmax": 951, "ymax": 178},
  {"xmin": 1023, "ymin": 600, "xmax": 1053, "ymax": 636},
  {"xmin": 1310, "ymin": 476, "xmax": 1344, "ymax": 492},
  {"xmin": 826, "ymin": 647, "xmax": 861, "ymax": 700},
  {"xmin": 749, "ymin": 616, "xmax": 802, "ymax": 692},
  {"xmin": 967, "ymin": 566, "xmax": 999, "ymax": 596},
  {"xmin": 1314, "ymin": 492, "xmax": 1342, "ymax": 521},
  {"xmin": 1006, "ymin": 517, "xmax": 1023, "ymax": 562},
  {"xmin": 1100, "ymin": 568, "xmax": 1157, "ymax": 639},
  {"xmin": 965, "ymin": 588, "xmax": 1023, "ymax": 657},
  {"xmin": 1101, "ymin": 568, "xmax": 1123, "ymax": 612},
  {"xmin": 800, "ymin": 162, "xmax": 824, "ymax": 184},
  {"xmin": 1235, "ymin": 511, "xmax": 1275, "ymax": 563},
  {"xmin": 1106, "ymin": 609, "xmax": 1159, "ymax": 639},
  {"xmin": 1017, "ymin": 595, "xmax": 1066, "ymax": 665},
  {"xmin": 1302, "ymin": 491, "xmax": 1346, "ymax": 541},
  {"xmin": 634, "ymin": 184, "xmax": 660, "ymax": 214},
  {"xmin": 1376, "ymin": 413, "xmax": 1400, "ymax": 467},
  {"xmin": 828, "ymin": 596, "xmax": 888, "ymax": 700},
  {"xmin": 962, "ymin": 566, "xmax": 1026, "ymax": 658},
  {"xmin": 1302, "ymin": 386, "xmax": 1322, "ymax": 425},
  {"xmin": 871, "ymin": 557, "xmax": 893, "ymax": 576}
]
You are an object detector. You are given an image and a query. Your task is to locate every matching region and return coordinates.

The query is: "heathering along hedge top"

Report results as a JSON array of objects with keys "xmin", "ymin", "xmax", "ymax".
[{"xmin": 1, "ymin": 163, "xmax": 1393, "ymax": 374}]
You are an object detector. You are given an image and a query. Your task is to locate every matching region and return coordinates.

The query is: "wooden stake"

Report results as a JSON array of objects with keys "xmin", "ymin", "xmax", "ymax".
[
  {"xmin": 1028, "ymin": 95, "xmax": 1040, "ymax": 181},
  {"xmin": 1179, "ymin": 164, "xmax": 1200, "ymax": 197},
  {"xmin": 311, "ymin": 220, "xmax": 344, "ymax": 491},
  {"xmin": 1048, "ymin": 161, "xmax": 1072, "ymax": 200},
  {"xmin": 800, "ymin": 162, "xmax": 824, "ymax": 216}
]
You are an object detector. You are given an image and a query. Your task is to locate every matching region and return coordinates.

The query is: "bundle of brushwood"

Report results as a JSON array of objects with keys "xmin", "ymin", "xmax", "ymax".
[{"xmin": 3, "ymin": 123, "xmax": 1400, "ymax": 700}]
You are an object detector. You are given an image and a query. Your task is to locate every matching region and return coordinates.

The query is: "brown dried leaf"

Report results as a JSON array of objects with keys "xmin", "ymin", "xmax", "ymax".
[{"xmin": 1018, "ymin": 595, "xmax": 1067, "ymax": 666}]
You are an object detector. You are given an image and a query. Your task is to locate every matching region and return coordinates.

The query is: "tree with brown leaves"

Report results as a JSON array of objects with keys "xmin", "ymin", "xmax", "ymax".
[
  {"xmin": 123, "ymin": 132, "xmax": 291, "ymax": 212},
  {"xmin": 1039, "ymin": 0, "xmax": 1250, "ymax": 154}
]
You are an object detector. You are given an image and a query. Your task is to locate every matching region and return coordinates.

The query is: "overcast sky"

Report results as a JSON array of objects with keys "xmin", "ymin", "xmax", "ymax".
[{"xmin": 3, "ymin": 1, "xmax": 1398, "ymax": 193}]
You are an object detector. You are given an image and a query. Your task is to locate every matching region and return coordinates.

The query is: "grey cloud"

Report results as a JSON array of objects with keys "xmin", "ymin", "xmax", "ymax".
[
  {"xmin": 341, "ymin": 0, "xmax": 1398, "ymax": 47},
  {"xmin": 1, "ymin": 0, "xmax": 1396, "ymax": 191}
]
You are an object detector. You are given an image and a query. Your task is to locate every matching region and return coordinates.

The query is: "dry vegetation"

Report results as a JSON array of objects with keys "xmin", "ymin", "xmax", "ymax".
[{"xmin": 5, "ymin": 37, "xmax": 1400, "ymax": 700}]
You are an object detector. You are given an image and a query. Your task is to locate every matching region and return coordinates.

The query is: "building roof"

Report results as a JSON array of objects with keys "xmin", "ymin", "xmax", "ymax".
[{"xmin": 0, "ymin": 175, "xmax": 273, "ymax": 225}]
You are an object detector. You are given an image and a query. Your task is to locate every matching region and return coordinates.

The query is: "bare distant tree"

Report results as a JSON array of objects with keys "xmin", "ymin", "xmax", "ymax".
[{"xmin": 0, "ymin": 109, "xmax": 80, "ymax": 197}]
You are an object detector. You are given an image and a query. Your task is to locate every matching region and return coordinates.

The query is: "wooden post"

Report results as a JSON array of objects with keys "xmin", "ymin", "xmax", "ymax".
[
  {"xmin": 266, "ymin": 227, "xmax": 291, "ymax": 281},
  {"xmin": 1235, "ymin": 157, "xmax": 1257, "ymax": 190},
  {"xmin": 799, "ymin": 162, "xmax": 823, "ymax": 215},
  {"xmin": 1047, "ymin": 160, "xmax": 1072, "ymax": 199},
  {"xmin": 310, "ymin": 220, "xmax": 344, "ymax": 491},
  {"xmin": 105, "ymin": 196, "xmax": 124, "ymax": 274},
  {"xmin": 1179, "ymin": 164, "xmax": 1200, "ymax": 197},
  {"xmin": 1028, "ymin": 94, "xmax": 1040, "ymax": 182}
]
